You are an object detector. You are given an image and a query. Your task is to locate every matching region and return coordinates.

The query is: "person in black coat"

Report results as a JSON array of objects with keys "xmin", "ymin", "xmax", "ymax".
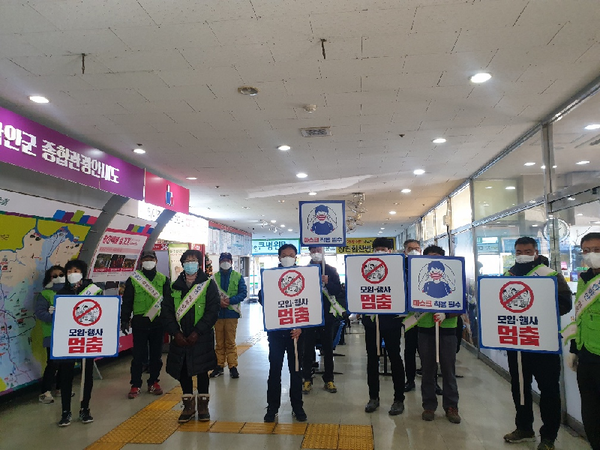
[{"xmin": 161, "ymin": 250, "xmax": 220, "ymax": 423}]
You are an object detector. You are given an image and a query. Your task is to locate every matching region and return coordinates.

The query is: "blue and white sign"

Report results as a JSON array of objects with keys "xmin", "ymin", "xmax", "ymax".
[
  {"xmin": 407, "ymin": 255, "xmax": 466, "ymax": 313},
  {"xmin": 252, "ymin": 239, "xmax": 300, "ymax": 255},
  {"xmin": 299, "ymin": 200, "xmax": 346, "ymax": 247}
]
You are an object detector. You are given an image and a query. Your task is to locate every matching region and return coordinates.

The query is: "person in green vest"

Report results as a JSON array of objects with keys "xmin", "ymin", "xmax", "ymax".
[
  {"xmin": 162, "ymin": 249, "xmax": 220, "ymax": 423},
  {"xmin": 121, "ymin": 250, "xmax": 170, "ymax": 399},
  {"xmin": 34, "ymin": 265, "xmax": 66, "ymax": 405},
  {"xmin": 566, "ymin": 232, "xmax": 600, "ymax": 450},
  {"xmin": 502, "ymin": 237, "xmax": 572, "ymax": 450},
  {"xmin": 210, "ymin": 252, "xmax": 247, "ymax": 379}
]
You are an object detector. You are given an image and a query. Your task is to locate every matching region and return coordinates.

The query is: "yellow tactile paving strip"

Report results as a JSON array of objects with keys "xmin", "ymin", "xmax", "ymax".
[{"xmin": 85, "ymin": 331, "xmax": 374, "ymax": 450}]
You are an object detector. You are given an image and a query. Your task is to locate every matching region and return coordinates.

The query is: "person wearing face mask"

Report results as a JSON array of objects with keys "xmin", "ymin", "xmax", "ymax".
[
  {"xmin": 121, "ymin": 251, "xmax": 170, "ymax": 399},
  {"xmin": 259, "ymin": 244, "xmax": 307, "ymax": 423},
  {"xmin": 502, "ymin": 237, "xmax": 572, "ymax": 450},
  {"xmin": 162, "ymin": 249, "xmax": 220, "ymax": 423},
  {"xmin": 35, "ymin": 265, "xmax": 66, "ymax": 405},
  {"xmin": 565, "ymin": 232, "xmax": 600, "ymax": 450},
  {"xmin": 210, "ymin": 252, "xmax": 247, "ymax": 379},
  {"xmin": 403, "ymin": 239, "xmax": 422, "ymax": 393},
  {"xmin": 56, "ymin": 259, "xmax": 102, "ymax": 427}
]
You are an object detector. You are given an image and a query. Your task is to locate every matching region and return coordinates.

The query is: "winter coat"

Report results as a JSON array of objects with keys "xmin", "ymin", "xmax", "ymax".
[{"xmin": 162, "ymin": 270, "xmax": 220, "ymax": 378}]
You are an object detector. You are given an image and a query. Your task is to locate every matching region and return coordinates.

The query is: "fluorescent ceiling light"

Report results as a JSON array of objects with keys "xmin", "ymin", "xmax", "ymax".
[
  {"xmin": 524, "ymin": 162, "xmax": 535, "ymax": 166},
  {"xmin": 432, "ymin": 138, "xmax": 446, "ymax": 144},
  {"xmin": 133, "ymin": 148, "xmax": 146, "ymax": 154},
  {"xmin": 308, "ymin": 192, "xmax": 317, "ymax": 196},
  {"xmin": 389, "ymin": 211, "xmax": 397, "ymax": 215},
  {"xmin": 470, "ymin": 72, "xmax": 492, "ymax": 83},
  {"xmin": 506, "ymin": 186, "xmax": 516, "ymax": 190},
  {"xmin": 584, "ymin": 124, "xmax": 600, "ymax": 130},
  {"xmin": 277, "ymin": 145, "xmax": 291, "ymax": 151},
  {"xmin": 401, "ymin": 188, "xmax": 411, "ymax": 194},
  {"xmin": 576, "ymin": 160, "xmax": 590, "ymax": 165},
  {"xmin": 296, "ymin": 172, "xmax": 308, "ymax": 178},
  {"xmin": 29, "ymin": 95, "xmax": 50, "ymax": 103},
  {"xmin": 270, "ymin": 219, "xmax": 277, "ymax": 223},
  {"xmin": 185, "ymin": 177, "xmax": 197, "ymax": 180},
  {"xmin": 288, "ymin": 228, "xmax": 292, "ymax": 232},
  {"xmin": 413, "ymin": 169, "xmax": 425, "ymax": 175},
  {"xmin": 485, "ymin": 186, "xmax": 492, "ymax": 189}
]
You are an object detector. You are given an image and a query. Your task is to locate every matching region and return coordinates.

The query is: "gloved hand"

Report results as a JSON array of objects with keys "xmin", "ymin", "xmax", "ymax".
[
  {"xmin": 433, "ymin": 313, "xmax": 446, "ymax": 323},
  {"xmin": 174, "ymin": 332, "xmax": 188, "ymax": 347},
  {"xmin": 120, "ymin": 322, "xmax": 129, "ymax": 335},
  {"xmin": 48, "ymin": 306, "xmax": 55, "ymax": 314},
  {"xmin": 566, "ymin": 353, "xmax": 578, "ymax": 372},
  {"xmin": 186, "ymin": 331, "xmax": 199, "ymax": 346}
]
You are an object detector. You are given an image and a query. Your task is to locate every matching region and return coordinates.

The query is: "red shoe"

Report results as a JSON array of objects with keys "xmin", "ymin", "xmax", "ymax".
[
  {"xmin": 128, "ymin": 387, "xmax": 141, "ymax": 399},
  {"xmin": 148, "ymin": 382, "xmax": 163, "ymax": 395}
]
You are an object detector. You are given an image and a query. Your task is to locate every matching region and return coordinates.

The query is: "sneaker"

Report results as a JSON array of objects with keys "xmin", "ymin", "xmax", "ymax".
[
  {"xmin": 537, "ymin": 439, "xmax": 555, "ymax": 450},
  {"xmin": 364, "ymin": 398, "xmax": 380, "ymax": 413},
  {"xmin": 292, "ymin": 407, "xmax": 307, "ymax": 422},
  {"xmin": 503, "ymin": 429, "xmax": 536, "ymax": 443},
  {"xmin": 404, "ymin": 381, "xmax": 416, "ymax": 392},
  {"xmin": 264, "ymin": 408, "xmax": 278, "ymax": 423},
  {"xmin": 210, "ymin": 366, "xmax": 224, "ymax": 378},
  {"xmin": 422, "ymin": 410, "xmax": 435, "ymax": 421},
  {"xmin": 445, "ymin": 407, "xmax": 461, "ymax": 424},
  {"xmin": 324, "ymin": 381, "xmax": 337, "ymax": 393},
  {"xmin": 79, "ymin": 408, "xmax": 94, "ymax": 424},
  {"xmin": 148, "ymin": 382, "xmax": 163, "ymax": 395},
  {"xmin": 230, "ymin": 367, "xmax": 240, "ymax": 379},
  {"xmin": 388, "ymin": 401, "xmax": 405, "ymax": 416},
  {"xmin": 58, "ymin": 411, "xmax": 72, "ymax": 427},
  {"xmin": 128, "ymin": 387, "xmax": 141, "ymax": 399},
  {"xmin": 39, "ymin": 391, "xmax": 54, "ymax": 404},
  {"xmin": 302, "ymin": 381, "xmax": 312, "ymax": 394}
]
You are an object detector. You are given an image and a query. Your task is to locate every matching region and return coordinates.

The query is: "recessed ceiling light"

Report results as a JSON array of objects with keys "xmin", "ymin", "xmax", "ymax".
[
  {"xmin": 540, "ymin": 165, "xmax": 546, "ymax": 169},
  {"xmin": 594, "ymin": 221, "xmax": 600, "ymax": 225},
  {"xmin": 238, "ymin": 86, "xmax": 258, "ymax": 96},
  {"xmin": 186, "ymin": 176, "xmax": 197, "ymax": 180},
  {"xmin": 413, "ymin": 169, "xmax": 425, "ymax": 175},
  {"xmin": 278, "ymin": 199, "xmax": 285, "ymax": 203},
  {"xmin": 380, "ymin": 227, "xmax": 385, "ymax": 230},
  {"xmin": 288, "ymin": 228, "xmax": 292, "ymax": 232},
  {"xmin": 401, "ymin": 188, "xmax": 411, "ymax": 194},
  {"xmin": 29, "ymin": 95, "xmax": 49, "ymax": 104},
  {"xmin": 584, "ymin": 123, "xmax": 600, "ymax": 130},
  {"xmin": 553, "ymin": 165, "xmax": 557, "ymax": 168},
  {"xmin": 470, "ymin": 72, "xmax": 492, "ymax": 83},
  {"xmin": 308, "ymin": 192, "xmax": 317, "ymax": 196},
  {"xmin": 577, "ymin": 213, "xmax": 583, "ymax": 216},
  {"xmin": 280, "ymin": 224, "xmax": 285, "ymax": 228},
  {"xmin": 531, "ymin": 224, "xmax": 538, "ymax": 227},
  {"xmin": 296, "ymin": 172, "xmax": 308, "ymax": 178},
  {"xmin": 506, "ymin": 186, "xmax": 516, "ymax": 190},
  {"xmin": 133, "ymin": 148, "xmax": 146, "ymax": 154},
  {"xmin": 576, "ymin": 160, "xmax": 590, "ymax": 165},
  {"xmin": 485, "ymin": 186, "xmax": 493, "ymax": 189},
  {"xmin": 270, "ymin": 220, "xmax": 277, "ymax": 223},
  {"xmin": 389, "ymin": 211, "xmax": 397, "ymax": 215},
  {"xmin": 567, "ymin": 197, "xmax": 576, "ymax": 201},
  {"xmin": 524, "ymin": 162, "xmax": 536, "ymax": 166},
  {"xmin": 278, "ymin": 145, "xmax": 291, "ymax": 151},
  {"xmin": 432, "ymin": 138, "xmax": 446, "ymax": 144}
]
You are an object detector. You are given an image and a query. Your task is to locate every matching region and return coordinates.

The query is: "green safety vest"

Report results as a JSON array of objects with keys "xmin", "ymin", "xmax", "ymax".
[
  {"xmin": 172, "ymin": 281, "xmax": 208, "ymax": 326},
  {"xmin": 131, "ymin": 271, "xmax": 167, "ymax": 317},
  {"xmin": 575, "ymin": 273, "xmax": 600, "ymax": 356},
  {"xmin": 417, "ymin": 313, "xmax": 458, "ymax": 329},
  {"xmin": 41, "ymin": 289, "xmax": 55, "ymax": 338},
  {"xmin": 503, "ymin": 264, "xmax": 558, "ymax": 278},
  {"xmin": 214, "ymin": 270, "xmax": 242, "ymax": 315}
]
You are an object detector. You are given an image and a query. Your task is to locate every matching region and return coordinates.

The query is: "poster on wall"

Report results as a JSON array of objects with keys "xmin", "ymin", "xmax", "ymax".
[
  {"xmin": 89, "ymin": 229, "xmax": 148, "ymax": 282},
  {"xmin": 168, "ymin": 243, "xmax": 190, "ymax": 281},
  {"xmin": 299, "ymin": 200, "xmax": 346, "ymax": 247}
]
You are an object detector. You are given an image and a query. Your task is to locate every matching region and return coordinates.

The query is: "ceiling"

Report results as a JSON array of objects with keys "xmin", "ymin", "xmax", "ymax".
[{"xmin": 1, "ymin": 0, "xmax": 599, "ymax": 240}]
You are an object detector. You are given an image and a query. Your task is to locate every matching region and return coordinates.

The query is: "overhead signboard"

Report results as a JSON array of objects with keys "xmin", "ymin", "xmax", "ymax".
[{"xmin": 299, "ymin": 200, "xmax": 346, "ymax": 247}]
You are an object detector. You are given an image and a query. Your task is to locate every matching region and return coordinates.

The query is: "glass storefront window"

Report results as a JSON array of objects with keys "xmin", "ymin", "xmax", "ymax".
[
  {"xmin": 451, "ymin": 185, "xmax": 472, "ymax": 230},
  {"xmin": 422, "ymin": 211, "xmax": 435, "ymax": 241},
  {"xmin": 453, "ymin": 229, "xmax": 476, "ymax": 347},
  {"xmin": 435, "ymin": 201, "xmax": 448, "ymax": 237}
]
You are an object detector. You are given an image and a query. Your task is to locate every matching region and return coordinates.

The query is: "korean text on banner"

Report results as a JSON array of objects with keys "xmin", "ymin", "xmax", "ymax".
[
  {"xmin": 261, "ymin": 265, "xmax": 324, "ymax": 331},
  {"xmin": 345, "ymin": 254, "xmax": 407, "ymax": 314},
  {"xmin": 299, "ymin": 201, "xmax": 346, "ymax": 247},
  {"xmin": 407, "ymin": 255, "xmax": 466, "ymax": 313},
  {"xmin": 89, "ymin": 229, "xmax": 148, "ymax": 283},
  {"xmin": 478, "ymin": 276, "xmax": 560, "ymax": 354},
  {"xmin": 51, "ymin": 295, "xmax": 121, "ymax": 359}
]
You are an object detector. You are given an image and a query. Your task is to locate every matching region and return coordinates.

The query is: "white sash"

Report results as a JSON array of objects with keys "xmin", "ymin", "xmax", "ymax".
[
  {"xmin": 324, "ymin": 288, "xmax": 345, "ymax": 318},
  {"xmin": 211, "ymin": 274, "xmax": 242, "ymax": 316},
  {"xmin": 527, "ymin": 265, "xmax": 557, "ymax": 277},
  {"xmin": 562, "ymin": 273, "xmax": 600, "ymax": 346},
  {"xmin": 176, "ymin": 281, "xmax": 208, "ymax": 323},
  {"xmin": 131, "ymin": 271, "xmax": 163, "ymax": 321},
  {"xmin": 403, "ymin": 312, "xmax": 423, "ymax": 331},
  {"xmin": 80, "ymin": 283, "xmax": 102, "ymax": 296}
]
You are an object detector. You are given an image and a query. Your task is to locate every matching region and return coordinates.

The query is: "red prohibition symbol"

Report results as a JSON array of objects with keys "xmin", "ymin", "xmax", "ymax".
[
  {"xmin": 499, "ymin": 281, "xmax": 535, "ymax": 314},
  {"xmin": 278, "ymin": 270, "xmax": 306, "ymax": 297},
  {"xmin": 361, "ymin": 258, "xmax": 388, "ymax": 284},
  {"xmin": 73, "ymin": 299, "xmax": 102, "ymax": 327}
]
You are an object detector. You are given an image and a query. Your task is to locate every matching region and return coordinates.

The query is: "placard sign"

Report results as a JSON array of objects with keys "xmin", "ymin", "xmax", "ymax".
[
  {"xmin": 299, "ymin": 200, "xmax": 346, "ymax": 247},
  {"xmin": 407, "ymin": 255, "xmax": 466, "ymax": 313},
  {"xmin": 261, "ymin": 265, "xmax": 323, "ymax": 331},
  {"xmin": 51, "ymin": 295, "xmax": 121, "ymax": 358},
  {"xmin": 345, "ymin": 254, "xmax": 406, "ymax": 314},
  {"xmin": 478, "ymin": 276, "xmax": 560, "ymax": 353}
]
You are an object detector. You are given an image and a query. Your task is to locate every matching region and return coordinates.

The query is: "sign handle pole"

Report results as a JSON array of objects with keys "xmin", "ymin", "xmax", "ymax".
[
  {"xmin": 375, "ymin": 315, "xmax": 381, "ymax": 357},
  {"xmin": 435, "ymin": 322, "xmax": 440, "ymax": 364},
  {"xmin": 517, "ymin": 351, "xmax": 525, "ymax": 406},
  {"xmin": 294, "ymin": 337, "xmax": 299, "ymax": 372},
  {"xmin": 80, "ymin": 358, "xmax": 86, "ymax": 403}
]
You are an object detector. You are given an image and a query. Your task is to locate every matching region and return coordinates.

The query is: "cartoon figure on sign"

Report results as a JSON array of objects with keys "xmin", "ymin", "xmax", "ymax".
[
  {"xmin": 308, "ymin": 205, "xmax": 337, "ymax": 235},
  {"xmin": 279, "ymin": 270, "xmax": 306, "ymax": 297},
  {"xmin": 500, "ymin": 281, "xmax": 534, "ymax": 313},
  {"xmin": 418, "ymin": 261, "xmax": 456, "ymax": 298},
  {"xmin": 74, "ymin": 300, "xmax": 102, "ymax": 326}
]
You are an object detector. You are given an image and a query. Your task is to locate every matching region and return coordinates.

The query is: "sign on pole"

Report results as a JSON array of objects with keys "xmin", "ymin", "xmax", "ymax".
[
  {"xmin": 345, "ymin": 254, "xmax": 407, "ymax": 314},
  {"xmin": 478, "ymin": 276, "xmax": 560, "ymax": 353},
  {"xmin": 261, "ymin": 265, "xmax": 323, "ymax": 331},
  {"xmin": 51, "ymin": 295, "xmax": 121, "ymax": 358},
  {"xmin": 407, "ymin": 255, "xmax": 466, "ymax": 313},
  {"xmin": 299, "ymin": 201, "xmax": 346, "ymax": 247}
]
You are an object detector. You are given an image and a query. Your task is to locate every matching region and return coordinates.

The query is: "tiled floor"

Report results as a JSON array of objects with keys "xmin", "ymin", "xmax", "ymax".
[{"xmin": 0, "ymin": 302, "xmax": 591, "ymax": 450}]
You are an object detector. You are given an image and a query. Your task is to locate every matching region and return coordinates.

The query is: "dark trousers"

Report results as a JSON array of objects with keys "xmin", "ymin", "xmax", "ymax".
[
  {"xmin": 507, "ymin": 351, "xmax": 561, "ymax": 441},
  {"xmin": 180, "ymin": 360, "xmax": 209, "ymax": 395},
  {"xmin": 418, "ymin": 331, "xmax": 458, "ymax": 411},
  {"xmin": 267, "ymin": 334, "xmax": 303, "ymax": 410},
  {"xmin": 41, "ymin": 347, "xmax": 59, "ymax": 393},
  {"xmin": 130, "ymin": 323, "xmax": 164, "ymax": 388},
  {"xmin": 577, "ymin": 362, "xmax": 600, "ymax": 450},
  {"xmin": 302, "ymin": 322, "xmax": 335, "ymax": 383},
  {"xmin": 365, "ymin": 325, "xmax": 405, "ymax": 402},
  {"xmin": 404, "ymin": 325, "xmax": 419, "ymax": 384},
  {"xmin": 60, "ymin": 358, "xmax": 94, "ymax": 412}
]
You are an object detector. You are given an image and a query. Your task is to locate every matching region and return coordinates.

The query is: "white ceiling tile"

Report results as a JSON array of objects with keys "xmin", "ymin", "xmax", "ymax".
[
  {"xmin": 362, "ymin": 31, "xmax": 459, "ymax": 59},
  {"xmin": 319, "ymin": 57, "xmax": 406, "ymax": 79},
  {"xmin": 138, "ymin": 0, "xmax": 256, "ymax": 24},
  {"xmin": 111, "ymin": 23, "xmax": 220, "ymax": 52},
  {"xmin": 180, "ymin": 43, "xmax": 274, "ymax": 69},
  {"xmin": 96, "ymin": 50, "xmax": 191, "ymax": 72},
  {"xmin": 362, "ymin": 71, "xmax": 441, "ymax": 91},
  {"xmin": 309, "ymin": 8, "xmax": 416, "ymax": 39},
  {"xmin": 403, "ymin": 50, "xmax": 495, "ymax": 74},
  {"xmin": 21, "ymin": 29, "xmax": 130, "ymax": 56},
  {"xmin": 0, "ymin": 33, "xmax": 46, "ymax": 58},
  {"xmin": 82, "ymin": 72, "xmax": 168, "ymax": 90},
  {"xmin": 284, "ymin": 77, "xmax": 361, "ymax": 96},
  {"xmin": 209, "ymin": 16, "xmax": 312, "ymax": 46},
  {"xmin": 8, "ymin": 54, "xmax": 111, "ymax": 76},
  {"xmin": 234, "ymin": 59, "xmax": 321, "ymax": 83},
  {"xmin": 0, "ymin": 2, "xmax": 58, "ymax": 33},
  {"xmin": 514, "ymin": 0, "xmax": 600, "ymax": 27},
  {"xmin": 136, "ymin": 85, "xmax": 214, "ymax": 102},
  {"xmin": 453, "ymin": 25, "xmax": 562, "ymax": 53}
]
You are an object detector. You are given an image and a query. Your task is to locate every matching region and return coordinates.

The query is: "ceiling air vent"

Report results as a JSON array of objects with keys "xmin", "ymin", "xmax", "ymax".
[{"xmin": 300, "ymin": 127, "xmax": 332, "ymax": 137}]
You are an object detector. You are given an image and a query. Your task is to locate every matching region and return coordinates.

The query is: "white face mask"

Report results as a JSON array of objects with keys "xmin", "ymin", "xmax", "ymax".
[
  {"xmin": 583, "ymin": 252, "xmax": 600, "ymax": 269},
  {"xmin": 280, "ymin": 256, "xmax": 296, "ymax": 268},
  {"xmin": 407, "ymin": 250, "xmax": 420, "ymax": 256},
  {"xmin": 515, "ymin": 255, "xmax": 535, "ymax": 264},
  {"xmin": 142, "ymin": 261, "xmax": 156, "ymax": 271},
  {"xmin": 54, "ymin": 276, "xmax": 66, "ymax": 284},
  {"xmin": 311, "ymin": 253, "xmax": 323, "ymax": 262},
  {"xmin": 220, "ymin": 262, "xmax": 232, "ymax": 271},
  {"xmin": 68, "ymin": 272, "xmax": 83, "ymax": 284}
]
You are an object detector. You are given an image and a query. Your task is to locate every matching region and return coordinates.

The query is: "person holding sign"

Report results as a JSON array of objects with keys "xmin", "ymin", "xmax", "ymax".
[
  {"xmin": 503, "ymin": 237, "xmax": 572, "ymax": 450},
  {"xmin": 56, "ymin": 259, "xmax": 103, "ymax": 427},
  {"xmin": 403, "ymin": 239, "xmax": 422, "ymax": 393},
  {"xmin": 162, "ymin": 250, "xmax": 220, "ymax": 423},
  {"xmin": 121, "ymin": 250, "xmax": 170, "ymax": 399},
  {"xmin": 565, "ymin": 233, "xmax": 600, "ymax": 450}
]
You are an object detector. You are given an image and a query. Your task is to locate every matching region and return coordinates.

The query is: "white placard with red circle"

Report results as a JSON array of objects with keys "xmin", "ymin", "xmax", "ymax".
[
  {"xmin": 261, "ymin": 265, "xmax": 324, "ymax": 331},
  {"xmin": 478, "ymin": 276, "xmax": 560, "ymax": 353},
  {"xmin": 51, "ymin": 295, "xmax": 121, "ymax": 359},
  {"xmin": 345, "ymin": 254, "xmax": 407, "ymax": 314}
]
